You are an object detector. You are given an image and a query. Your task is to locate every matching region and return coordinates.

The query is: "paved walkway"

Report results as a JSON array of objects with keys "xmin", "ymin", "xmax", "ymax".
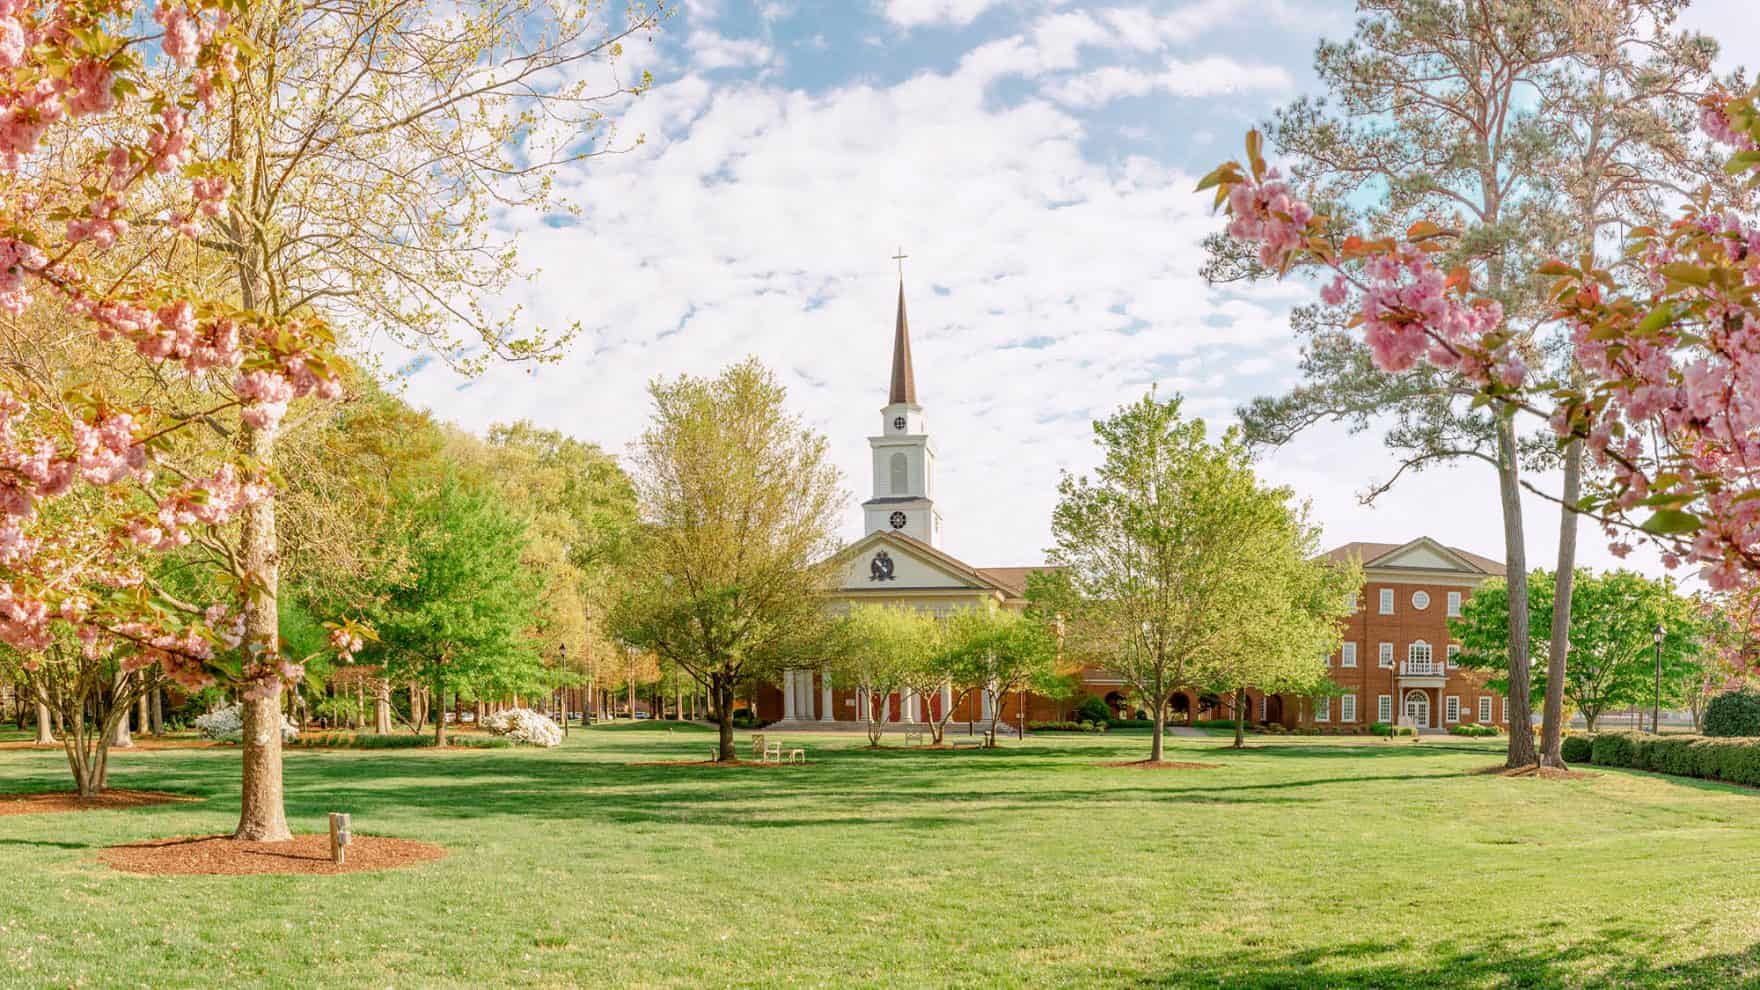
[{"xmin": 1165, "ymin": 726, "xmax": 1211, "ymax": 737}]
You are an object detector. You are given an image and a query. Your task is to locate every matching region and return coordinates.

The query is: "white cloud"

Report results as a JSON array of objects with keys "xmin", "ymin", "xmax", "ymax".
[
  {"xmin": 882, "ymin": 0, "xmax": 1008, "ymax": 29},
  {"xmin": 687, "ymin": 29, "xmax": 774, "ymax": 71},
  {"xmin": 1046, "ymin": 56, "xmax": 1292, "ymax": 107}
]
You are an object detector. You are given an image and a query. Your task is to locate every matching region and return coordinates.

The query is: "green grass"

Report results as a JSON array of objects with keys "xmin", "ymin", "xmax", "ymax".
[{"xmin": 4, "ymin": 727, "xmax": 1760, "ymax": 988}]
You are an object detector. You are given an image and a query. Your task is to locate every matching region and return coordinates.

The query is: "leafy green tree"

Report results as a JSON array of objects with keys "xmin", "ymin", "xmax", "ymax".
[
  {"xmin": 1452, "ymin": 569, "xmax": 1704, "ymax": 732},
  {"xmin": 609, "ymin": 359, "xmax": 845, "ymax": 762},
  {"xmin": 369, "ymin": 479, "xmax": 544, "ymax": 747},
  {"xmin": 1034, "ymin": 392, "xmax": 1348, "ymax": 762},
  {"xmin": 827, "ymin": 605, "xmax": 934, "ymax": 747},
  {"xmin": 940, "ymin": 607, "xmax": 1065, "ymax": 748}
]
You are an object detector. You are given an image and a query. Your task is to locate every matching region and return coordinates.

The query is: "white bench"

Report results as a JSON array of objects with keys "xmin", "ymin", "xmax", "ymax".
[{"xmin": 904, "ymin": 729, "xmax": 926, "ymax": 747}]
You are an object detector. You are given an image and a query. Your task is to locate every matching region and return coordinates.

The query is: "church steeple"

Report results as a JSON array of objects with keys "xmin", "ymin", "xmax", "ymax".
[
  {"xmin": 889, "ymin": 279, "xmax": 917, "ymax": 405},
  {"xmin": 864, "ymin": 254, "xmax": 941, "ymax": 547}
]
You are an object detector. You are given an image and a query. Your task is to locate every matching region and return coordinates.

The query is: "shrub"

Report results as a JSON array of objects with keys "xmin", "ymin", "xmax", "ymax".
[
  {"xmin": 1106, "ymin": 718, "xmax": 1154, "ymax": 729},
  {"xmin": 1027, "ymin": 720, "xmax": 1106, "ymax": 733},
  {"xmin": 1190, "ymin": 718, "xmax": 1245, "ymax": 729},
  {"xmin": 1074, "ymin": 696, "xmax": 1112, "ymax": 725},
  {"xmin": 1704, "ymin": 690, "xmax": 1760, "ymax": 737},
  {"xmin": 193, "ymin": 704, "xmax": 298, "ymax": 744},
  {"xmin": 1449, "ymin": 724, "xmax": 1498, "ymax": 737},
  {"xmin": 287, "ymin": 732, "xmax": 513, "ymax": 750},
  {"xmin": 1590, "ymin": 732, "xmax": 1638, "ymax": 767},
  {"xmin": 1369, "ymin": 722, "xmax": 1415, "ymax": 737},
  {"xmin": 1559, "ymin": 735, "xmax": 1593, "ymax": 764},
  {"xmin": 482, "ymin": 708, "xmax": 562, "ymax": 747}
]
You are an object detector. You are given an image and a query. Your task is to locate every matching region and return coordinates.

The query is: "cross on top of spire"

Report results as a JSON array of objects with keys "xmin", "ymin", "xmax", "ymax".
[{"xmin": 891, "ymin": 247, "xmax": 908, "ymax": 281}]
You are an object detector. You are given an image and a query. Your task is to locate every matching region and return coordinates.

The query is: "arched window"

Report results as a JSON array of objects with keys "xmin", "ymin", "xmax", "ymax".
[
  {"xmin": 1409, "ymin": 640, "xmax": 1432, "ymax": 665},
  {"xmin": 890, "ymin": 452, "xmax": 909, "ymax": 494}
]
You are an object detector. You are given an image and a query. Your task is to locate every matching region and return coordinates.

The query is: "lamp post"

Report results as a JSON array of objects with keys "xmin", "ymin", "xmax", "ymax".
[
  {"xmin": 559, "ymin": 643, "xmax": 569, "ymax": 738},
  {"xmin": 1653, "ymin": 622, "xmax": 1666, "ymax": 734}
]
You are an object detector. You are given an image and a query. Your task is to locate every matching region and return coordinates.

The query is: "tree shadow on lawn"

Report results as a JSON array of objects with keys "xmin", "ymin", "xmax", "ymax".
[{"xmin": 1111, "ymin": 926, "xmax": 1760, "ymax": 989}]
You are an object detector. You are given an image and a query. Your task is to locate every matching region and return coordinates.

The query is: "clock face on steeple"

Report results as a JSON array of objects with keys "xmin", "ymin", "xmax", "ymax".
[
  {"xmin": 889, "ymin": 511, "xmax": 907, "ymax": 529},
  {"xmin": 892, "ymin": 416, "xmax": 906, "ymax": 431}
]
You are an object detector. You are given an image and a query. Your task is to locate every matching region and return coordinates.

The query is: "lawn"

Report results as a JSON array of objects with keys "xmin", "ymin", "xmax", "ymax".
[{"xmin": 3, "ymin": 725, "xmax": 1760, "ymax": 988}]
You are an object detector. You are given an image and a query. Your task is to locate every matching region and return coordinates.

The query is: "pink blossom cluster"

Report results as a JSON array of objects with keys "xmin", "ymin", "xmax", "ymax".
[
  {"xmin": 1700, "ymin": 95, "xmax": 1756, "ymax": 152},
  {"xmin": 1225, "ymin": 171, "xmax": 1312, "ymax": 269},
  {"xmin": 128, "ymin": 464, "xmax": 269, "ymax": 550},
  {"xmin": 329, "ymin": 626, "xmax": 364, "ymax": 663},
  {"xmin": 65, "ymin": 197, "xmax": 129, "ymax": 249}
]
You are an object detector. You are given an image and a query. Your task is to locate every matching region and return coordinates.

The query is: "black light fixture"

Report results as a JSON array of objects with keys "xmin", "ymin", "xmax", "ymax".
[{"xmin": 1652, "ymin": 623, "xmax": 1666, "ymax": 734}]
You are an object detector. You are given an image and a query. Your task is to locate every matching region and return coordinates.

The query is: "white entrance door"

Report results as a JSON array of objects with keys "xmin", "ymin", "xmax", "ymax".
[{"xmin": 1404, "ymin": 690, "xmax": 1430, "ymax": 728}]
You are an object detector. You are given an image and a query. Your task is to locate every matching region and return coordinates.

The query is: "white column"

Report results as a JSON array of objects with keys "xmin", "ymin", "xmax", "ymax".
[
  {"xmin": 783, "ymin": 670, "xmax": 798, "ymax": 720},
  {"xmin": 980, "ymin": 685, "xmax": 995, "ymax": 721},
  {"xmin": 902, "ymin": 688, "xmax": 917, "ymax": 722},
  {"xmin": 939, "ymin": 683, "xmax": 953, "ymax": 722},
  {"xmin": 857, "ymin": 687, "xmax": 868, "ymax": 721},
  {"xmin": 820, "ymin": 673, "xmax": 834, "ymax": 722}
]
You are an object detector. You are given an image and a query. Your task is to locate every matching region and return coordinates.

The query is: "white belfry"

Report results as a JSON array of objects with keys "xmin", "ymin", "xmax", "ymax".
[{"xmin": 862, "ymin": 274, "xmax": 943, "ymax": 547}]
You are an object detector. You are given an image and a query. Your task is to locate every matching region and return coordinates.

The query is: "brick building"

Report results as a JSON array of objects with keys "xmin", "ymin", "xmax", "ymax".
[{"xmin": 751, "ymin": 277, "xmax": 1508, "ymax": 735}]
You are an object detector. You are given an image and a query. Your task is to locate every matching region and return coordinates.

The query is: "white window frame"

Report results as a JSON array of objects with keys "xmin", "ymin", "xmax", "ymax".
[
  {"xmin": 1447, "ymin": 591, "xmax": 1462, "ymax": 617},
  {"xmin": 1341, "ymin": 694, "xmax": 1357, "ymax": 723},
  {"xmin": 1445, "ymin": 695, "xmax": 1460, "ymax": 723},
  {"xmin": 1412, "ymin": 590, "xmax": 1430, "ymax": 610},
  {"xmin": 1260, "ymin": 696, "xmax": 1267, "ymax": 720},
  {"xmin": 1446, "ymin": 644, "xmax": 1459, "ymax": 668},
  {"xmin": 1378, "ymin": 642, "xmax": 1393, "ymax": 668},
  {"xmin": 1379, "ymin": 588, "xmax": 1394, "ymax": 614},
  {"xmin": 1409, "ymin": 640, "xmax": 1432, "ymax": 664},
  {"xmin": 1501, "ymin": 697, "xmax": 1508, "ymax": 723},
  {"xmin": 1315, "ymin": 697, "xmax": 1330, "ymax": 722},
  {"xmin": 1341, "ymin": 643, "xmax": 1357, "ymax": 668},
  {"xmin": 1478, "ymin": 696, "xmax": 1492, "ymax": 723},
  {"xmin": 1378, "ymin": 694, "xmax": 1393, "ymax": 723}
]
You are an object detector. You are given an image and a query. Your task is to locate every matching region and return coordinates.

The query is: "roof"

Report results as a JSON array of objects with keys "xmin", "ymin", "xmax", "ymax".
[
  {"xmin": 1323, "ymin": 538, "xmax": 1505, "ymax": 577},
  {"xmin": 889, "ymin": 280, "xmax": 917, "ymax": 405},
  {"xmin": 975, "ymin": 565, "xmax": 1062, "ymax": 598}
]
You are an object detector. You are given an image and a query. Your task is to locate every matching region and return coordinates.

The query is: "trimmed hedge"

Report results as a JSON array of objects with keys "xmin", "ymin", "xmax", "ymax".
[
  {"xmin": 1027, "ymin": 720, "xmax": 1107, "ymax": 733},
  {"xmin": 1584, "ymin": 732, "xmax": 1760, "ymax": 787},
  {"xmin": 1448, "ymin": 724, "xmax": 1499, "ymax": 737},
  {"xmin": 1559, "ymin": 735, "xmax": 1593, "ymax": 764},
  {"xmin": 1703, "ymin": 690, "xmax": 1760, "ymax": 737},
  {"xmin": 1189, "ymin": 718, "xmax": 1245, "ymax": 729},
  {"xmin": 1107, "ymin": 718, "xmax": 1155, "ymax": 729}
]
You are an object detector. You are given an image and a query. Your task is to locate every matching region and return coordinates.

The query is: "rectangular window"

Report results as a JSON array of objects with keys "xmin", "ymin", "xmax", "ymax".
[
  {"xmin": 1260, "ymin": 696, "xmax": 1267, "ymax": 721},
  {"xmin": 1315, "ymin": 697, "xmax": 1330, "ymax": 722},
  {"xmin": 1445, "ymin": 695, "xmax": 1460, "ymax": 723},
  {"xmin": 1379, "ymin": 588, "xmax": 1394, "ymax": 614},
  {"xmin": 1446, "ymin": 644, "xmax": 1459, "ymax": 666},
  {"xmin": 1378, "ymin": 694, "xmax": 1392, "ymax": 723},
  {"xmin": 1341, "ymin": 695, "xmax": 1357, "ymax": 723},
  {"xmin": 1342, "ymin": 643, "xmax": 1357, "ymax": 668},
  {"xmin": 1501, "ymin": 697, "xmax": 1508, "ymax": 723},
  {"xmin": 1378, "ymin": 642, "xmax": 1393, "ymax": 668},
  {"xmin": 1447, "ymin": 591, "xmax": 1462, "ymax": 617},
  {"xmin": 1478, "ymin": 697, "xmax": 1492, "ymax": 723}
]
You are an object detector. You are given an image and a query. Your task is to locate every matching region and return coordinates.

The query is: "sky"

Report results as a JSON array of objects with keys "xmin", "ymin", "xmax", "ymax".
[{"xmin": 383, "ymin": 0, "xmax": 1759, "ymax": 577}]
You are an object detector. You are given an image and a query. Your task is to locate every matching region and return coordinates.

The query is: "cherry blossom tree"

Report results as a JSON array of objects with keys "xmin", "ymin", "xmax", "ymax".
[{"xmin": 1204, "ymin": 82, "xmax": 1760, "ymax": 739}]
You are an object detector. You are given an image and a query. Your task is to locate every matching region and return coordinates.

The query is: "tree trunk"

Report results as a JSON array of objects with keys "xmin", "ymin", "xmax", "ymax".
[
  {"xmin": 1150, "ymin": 699, "xmax": 1166, "ymax": 762},
  {"xmin": 433, "ymin": 676, "xmax": 448, "ymax": 748},
  {"xmin": 1540, "ymin": 438, "xmax": 1582, "ymax": 767},
  {"xmin": 374, "ymin": 678, "xmax": 392, "ymax": 734},
  {"xmin": 1497, "ymin": 419, "xmax": 1538, "ymax": 768},
  {"xmin": 1233, "ymin": 687, "xmax": 1247, "ymax": 749},
  {"xmin": 136, "ymin": 693, "xmax": 150, "ymax": 738},
  {"xmin": 713, "ymin": 677, "xmax": 736, "ymax": 762},
  {"xmin": 149, "ymin": 685, "xmax": 163, "ymax": 735},
  {"xmin": 34, "ymin": 700, "xmax": 53, "ymax": 744},
  {"xmin": 235, "ymin": 416, "xmax": 292, "ymax": 841},
  {"xmin": 110, "ymin": 674, "xmax": 133, "ymax": 749}
]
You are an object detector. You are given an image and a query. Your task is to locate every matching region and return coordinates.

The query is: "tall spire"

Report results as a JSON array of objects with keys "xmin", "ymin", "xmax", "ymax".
[{"xmin": 889, "ymin": 275, "xmax": 917, "ymax": 405}]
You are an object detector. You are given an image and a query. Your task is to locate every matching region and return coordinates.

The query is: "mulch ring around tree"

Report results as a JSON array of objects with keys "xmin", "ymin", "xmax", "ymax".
[
  {"xmin": 0, "ymin": 789, "xmax": 202, "ymax": 816},
  {"xmin": 1098, "ymin": 759, "xmax": 1223, "ymax": 770},
  {"xmin": 1473, "ymin": 764, "xmax": 1601, "ymax": 781},
  {"xmin": 99, "ymin": 834, "xmax": 447, "ymax": 876},
  {"xmin": 0, "ymin": 737, "xmax": 224, "ymax": 751}
]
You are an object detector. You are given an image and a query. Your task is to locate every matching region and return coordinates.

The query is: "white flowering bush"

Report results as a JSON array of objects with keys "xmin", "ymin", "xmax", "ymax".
[
  {"xmin": 193, "ymin": 703, "xmax": 298, "ymax": 743},
  {"xmin": 481, "ymin": 707, "xmax": 561, "ymax": 748}
]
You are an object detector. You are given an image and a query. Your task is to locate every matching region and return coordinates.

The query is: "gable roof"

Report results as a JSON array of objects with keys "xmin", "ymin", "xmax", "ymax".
[
  {"xmin": 975, "ymin": 565, "xmax": 1061, "ymax": 598},
  {"xmin": 1323, "ymin": 537, "xmax": 1505, "ymax": 576}
]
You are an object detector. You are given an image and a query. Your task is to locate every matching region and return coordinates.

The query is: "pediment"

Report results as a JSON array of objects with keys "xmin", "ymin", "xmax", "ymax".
[
  {"xmin": 1371, "ymin": 538, "xmax": 1483, "ymax": 574},
  {"xmin": 830, "ymin": 531, "xmax": 1004, "ymax": 592}
]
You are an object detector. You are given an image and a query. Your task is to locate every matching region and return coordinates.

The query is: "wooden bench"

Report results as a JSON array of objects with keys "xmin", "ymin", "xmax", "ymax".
[
  {"xmin": 787, "ymin": 747, "xmax": 806, "ymax": 764},
  {"xmin": 762, "ymin": 740, "xmax": 782, "ymax": 764},
  {"xmin": 903, "ymin": 729, "xmax": 926, "ymax": 747},
  {"xmin": 749, "ymin": 733, "xmax": 766, "ymax": 760}
]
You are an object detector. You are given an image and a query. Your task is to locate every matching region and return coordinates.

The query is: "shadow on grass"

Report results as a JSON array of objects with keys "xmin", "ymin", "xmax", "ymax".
[{"xmin": 1113, "ymin": 927, "xmax": 1760, "ymax": 989}]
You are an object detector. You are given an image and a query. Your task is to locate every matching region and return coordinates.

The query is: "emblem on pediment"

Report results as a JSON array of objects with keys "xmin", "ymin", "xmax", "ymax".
[{"xmin": 869, "ymin": 550, "xmax": 896, "ymax": 582}]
